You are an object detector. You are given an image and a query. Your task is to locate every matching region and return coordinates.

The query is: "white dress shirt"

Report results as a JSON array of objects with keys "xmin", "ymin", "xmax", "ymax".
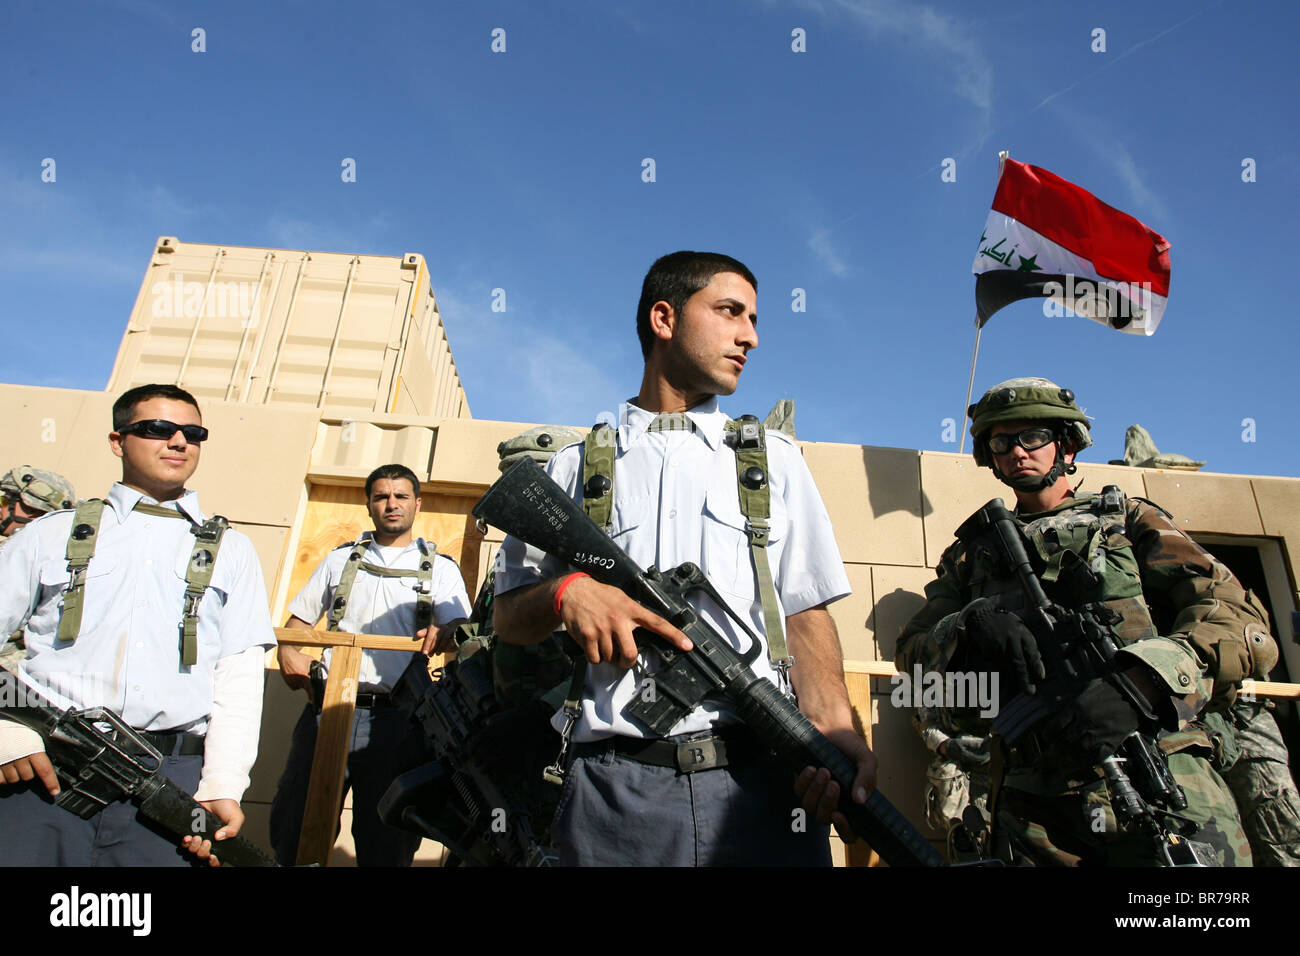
[
  {"xmin": 287, "ymin": 534, "xmax": 471, "ymax": 691},
  {"xmin": 0, "ymin": 482, "xmax": 275, "ymax": 800},
  {"xmin": 494, "ymin": 397, "xmax": 851, "ymax": 741}
]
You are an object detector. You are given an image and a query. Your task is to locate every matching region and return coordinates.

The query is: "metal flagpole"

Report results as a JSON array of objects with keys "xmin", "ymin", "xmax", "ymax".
[
  {"xmin": 959, "ymin": 149, "xmax": 1010, "ymax": 456},
  {"xmin": 958, "ymin": 318, "xmax": 982, "ymax": 455}
]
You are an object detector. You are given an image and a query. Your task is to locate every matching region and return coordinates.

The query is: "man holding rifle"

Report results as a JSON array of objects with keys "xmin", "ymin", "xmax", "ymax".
[
  {"xmin": 492, "ymin": 251, "xmax": 875, "ymax": 866},
  {"xmin": 0, "ymin": 384, "xmax": 275, "ymax": 866},
  {"xmin": 897, "ymin": 378, "xmax": 1275, "ymax": 865}
]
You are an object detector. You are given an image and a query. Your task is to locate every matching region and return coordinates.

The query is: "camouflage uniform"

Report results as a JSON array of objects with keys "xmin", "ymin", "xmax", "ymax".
[
  {"xmin": 1203, "ymin": 699, "xmax": 1300, "ymax": 866},
  {"xmin": 899, "ymin": 492, "xmax": 1271, "ymax": 865},
  {"xmin": 898, "ymin": 380, "xmax": 1274, "ymax": 866},
  {"xmin": 0, "ymin": 466, "xmax": 76, "ymax": 672},
  {"xmin": 913, "ymin": 709, "xmax": 992, "ymax": 861}
]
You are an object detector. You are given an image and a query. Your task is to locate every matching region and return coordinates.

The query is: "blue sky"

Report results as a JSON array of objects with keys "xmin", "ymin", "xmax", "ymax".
[{"xmin": 2, "ymin": 0, "xmax": 1297, "ymax": 475}]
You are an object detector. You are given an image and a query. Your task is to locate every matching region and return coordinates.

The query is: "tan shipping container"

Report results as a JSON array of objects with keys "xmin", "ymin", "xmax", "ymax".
[{"xmin": 106, "ymin": 236, "xmax": 470, "ymax": 420}]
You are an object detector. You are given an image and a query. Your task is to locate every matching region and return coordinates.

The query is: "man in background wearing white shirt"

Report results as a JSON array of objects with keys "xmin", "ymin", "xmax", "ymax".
[{"xmin": 272, "ymin": 463, "xmax": 470, "ymax": 866}]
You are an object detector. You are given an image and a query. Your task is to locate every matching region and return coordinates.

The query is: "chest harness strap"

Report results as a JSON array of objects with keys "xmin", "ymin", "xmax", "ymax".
[{"xmin": 57, "ymin": 499, "xmax": 228, "ymax": 667}]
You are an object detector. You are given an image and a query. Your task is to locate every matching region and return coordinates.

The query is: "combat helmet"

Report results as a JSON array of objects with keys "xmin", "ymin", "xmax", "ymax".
[
  {"xmin": 0, "ymin": 465, "xmax": 76, "ymax": 533},
  {"xmin": 968, "ymin": 378, "xmax": 1092, "ymax": 492}
]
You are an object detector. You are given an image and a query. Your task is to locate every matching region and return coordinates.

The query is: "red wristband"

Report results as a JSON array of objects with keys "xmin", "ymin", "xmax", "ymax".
[{"xmin": 553, "ymin": 572, "xmax": 590, "ymax": 617}]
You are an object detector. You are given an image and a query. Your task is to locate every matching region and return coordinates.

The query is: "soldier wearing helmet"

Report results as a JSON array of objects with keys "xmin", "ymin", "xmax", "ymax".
[
  {"xmin": 0, "ymin": 466, "xmax": 76, "ymax": 543},
  {"xmin": 896, "ymin": 378, "xmax": 1276, "ymax": 866}
]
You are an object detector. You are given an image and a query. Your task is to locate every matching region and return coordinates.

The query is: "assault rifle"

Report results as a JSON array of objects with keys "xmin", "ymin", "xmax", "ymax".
[
  {"xmin": 472, "ymin": 456, "xmax": 945, "ymax": 868},
  {"xmin": 957, "ymin": 495, "xmax": 1219, "ymax": 867},
  {"xmin": 0, "ymin": 668, "xmax": 277, "ymax": 866},
  {"xmin": 379, "ymin": 649, "xmax": 560, "ymax": 867}
]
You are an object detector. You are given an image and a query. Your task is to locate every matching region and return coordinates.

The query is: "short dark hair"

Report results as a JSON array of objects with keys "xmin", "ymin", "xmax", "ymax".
[
  {"xmin": 112, "ymin": 384, "xmax": 202, "ymax": 431},
  {"xmin": 635, "ymin": 251, "xmax": 758, "ymax": 359},
  {"xmin": 365, "ymin": 463, "xmax": 421, "ymax": 499}
]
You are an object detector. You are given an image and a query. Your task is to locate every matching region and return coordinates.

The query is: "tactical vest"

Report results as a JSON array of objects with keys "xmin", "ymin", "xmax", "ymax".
[
  {"xmin": 580, "ymin": 414, "xmax": 791, "ymax": 670},
  {"xmin": 326, "ymin": 536, "xmax": 436, "ymax": 634},
  {"xmin": 56, "ymin": 498, "xmax": 229, "ymax": 667},
  {"xmin": 962, "ymin": 485, "xmax": 1158, "ymax": 650}
]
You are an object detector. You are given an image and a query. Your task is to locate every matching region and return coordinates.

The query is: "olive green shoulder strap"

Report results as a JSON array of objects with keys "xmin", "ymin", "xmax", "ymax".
[
  {"xmin": 724, "ymin": 416, "xmax": 789, "ymax": 673},
  {"xmin": 56, "ymin": 498, "xmax": 107, "ymax": 644},
  {"xmin": 56, "ymin": 499, "xmax": 226, "ymax": 667},
  {"xmin": 181, "ymin": 515, "xmax": 229, "ymax": 666},
  {"xmin": 329, "ymin": 538, "xmax": 437, "ymax": 634},
  {"xmin": 582, "ymin": 424, "xmax": 615, "ymax": 527},
  {"xmin": 550, "ymin": 422, "xmax": 618, "ymax": 783},
  {"xmin": 328, "ymin": 540, "xmax": 372, "ymax": 631},
  {"xmin": 412, "ymin": 538, "xmax": 436, "ymax": 632}
]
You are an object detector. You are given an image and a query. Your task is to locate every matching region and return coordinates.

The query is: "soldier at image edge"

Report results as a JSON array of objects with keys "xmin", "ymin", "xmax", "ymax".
[
  {"xmin": 896, "ymin": 377, "xmax": 1280, "ymax": 866},
  {"xmin": 0, "ymin": 465, "xmax": 78, "ymax": 671}
]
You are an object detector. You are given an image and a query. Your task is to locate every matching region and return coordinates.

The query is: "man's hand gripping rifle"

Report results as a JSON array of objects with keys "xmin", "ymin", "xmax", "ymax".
[
  {"xmin": 474, "ymin": 456, "xmax": 945, "ymax": 868},
  {"xmin": 0, "ymin": 667, "xmax": 276, "ymax": 866},
  {"xmin": 958, "ymin": 496, "xmax": 1219, "ymax": 867}
]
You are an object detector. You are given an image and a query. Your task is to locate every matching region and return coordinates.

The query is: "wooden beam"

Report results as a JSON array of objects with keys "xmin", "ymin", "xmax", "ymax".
[
  {"xmin": 295, "ymin": 644, "xmax": 361, "ymax": 867},
  {"xmin": 842, "ymin": 671, "xmax": 881, "ymax": 868},
  {"xmin": 275, "ymin": 625, "xmax": 424, "ymax": 652}
]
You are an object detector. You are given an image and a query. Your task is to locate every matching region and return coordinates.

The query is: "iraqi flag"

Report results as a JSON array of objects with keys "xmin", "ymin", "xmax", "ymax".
[{"xmin": 972, "ymin": 158, "xmax": 1171, "ymax": 335}]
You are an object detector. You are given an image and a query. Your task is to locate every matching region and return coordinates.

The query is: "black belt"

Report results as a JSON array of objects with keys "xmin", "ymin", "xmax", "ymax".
[
  {"xmin": 354, "ymin": 691, "xmax": 395, "ymax": 710},
  {"xmin": 132, "ymin": 729, "xmax": 206, "ymax": 756},
  {"xmin": 574, "ymin": 729, "xmax": 760, "ymax": 774}
]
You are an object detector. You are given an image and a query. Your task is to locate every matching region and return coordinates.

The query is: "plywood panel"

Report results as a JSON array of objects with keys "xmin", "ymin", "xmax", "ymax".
[{"xmin": 801, "ymin": 442, "xmax": 926, "ymax": 566}]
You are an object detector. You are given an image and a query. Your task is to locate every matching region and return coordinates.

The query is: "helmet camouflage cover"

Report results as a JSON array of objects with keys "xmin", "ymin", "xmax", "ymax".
[
  {"xmin": 968, "ymin": 378, "xmax": 1092, "ymax": 469},
  {"xmin": 1, "ymin": 465, "xmax": 76, "ymax": 513}
]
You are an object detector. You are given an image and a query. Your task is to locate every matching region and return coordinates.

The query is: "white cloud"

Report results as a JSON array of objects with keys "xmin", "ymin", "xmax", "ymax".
[
  {"xmin": 817, "ymin": 0, "xmax": 994, "ymax": 155},
  {"xmin": 437, "ymin": 283, "xmax": 627, "ymax": 427},
  {"xmin": 263, "ymin": 214, "xmax": 391, "ymax": 256},
  {"xmin": 809, "ymin": 227, "xmax": 849, "ymax": 277}
]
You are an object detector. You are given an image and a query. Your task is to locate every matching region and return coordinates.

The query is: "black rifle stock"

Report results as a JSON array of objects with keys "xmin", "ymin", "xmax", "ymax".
[
  {"xmin": 379, "ymin": 652, "xmax": 558, "ymax": 867},
  {"xmin": 958, "ymin": 497, "xmax": 1217, "ymax": 866},
  {"xmin": 474, "ymin": 456, "xmax": 944, "ymax": 868},
  {"xmin": 0, "ymin": 669, "xmax": 277, "ymax": 867}
]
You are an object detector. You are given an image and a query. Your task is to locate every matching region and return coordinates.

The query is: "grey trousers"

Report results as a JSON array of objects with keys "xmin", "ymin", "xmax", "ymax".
[
  {"xmin": 0, "ymin": 752, "xmax": 203, "ymax": 866},
  {"xmin": 551, "ymin": 737, "xmax": 832, "ymax": 866},
  {"xmin": 269, "ymin": 702, "xmax": 423, "ymax": 867}
]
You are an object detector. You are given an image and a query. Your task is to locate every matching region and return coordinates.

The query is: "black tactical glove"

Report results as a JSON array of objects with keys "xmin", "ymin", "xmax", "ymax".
[
  {"xmin": 1045, "ymin": 677, "xmax": 1144, "ymax": 769},
  {"xmin": 941, "ymin": 734, "xmax": 991, "ymax": 769},
  {"xmin": 950, "ymin": 599, "xmax": 1046, "ymax": 695}
]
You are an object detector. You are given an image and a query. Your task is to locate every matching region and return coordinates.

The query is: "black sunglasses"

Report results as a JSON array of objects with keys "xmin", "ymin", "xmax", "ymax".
[
  {"xmin": 119, "ymin": 419, "xmax": 209, "ymax": 443},
  {"xmin": 987, "ymin": 427, "xmax": 1055, "ymax": 455}
]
